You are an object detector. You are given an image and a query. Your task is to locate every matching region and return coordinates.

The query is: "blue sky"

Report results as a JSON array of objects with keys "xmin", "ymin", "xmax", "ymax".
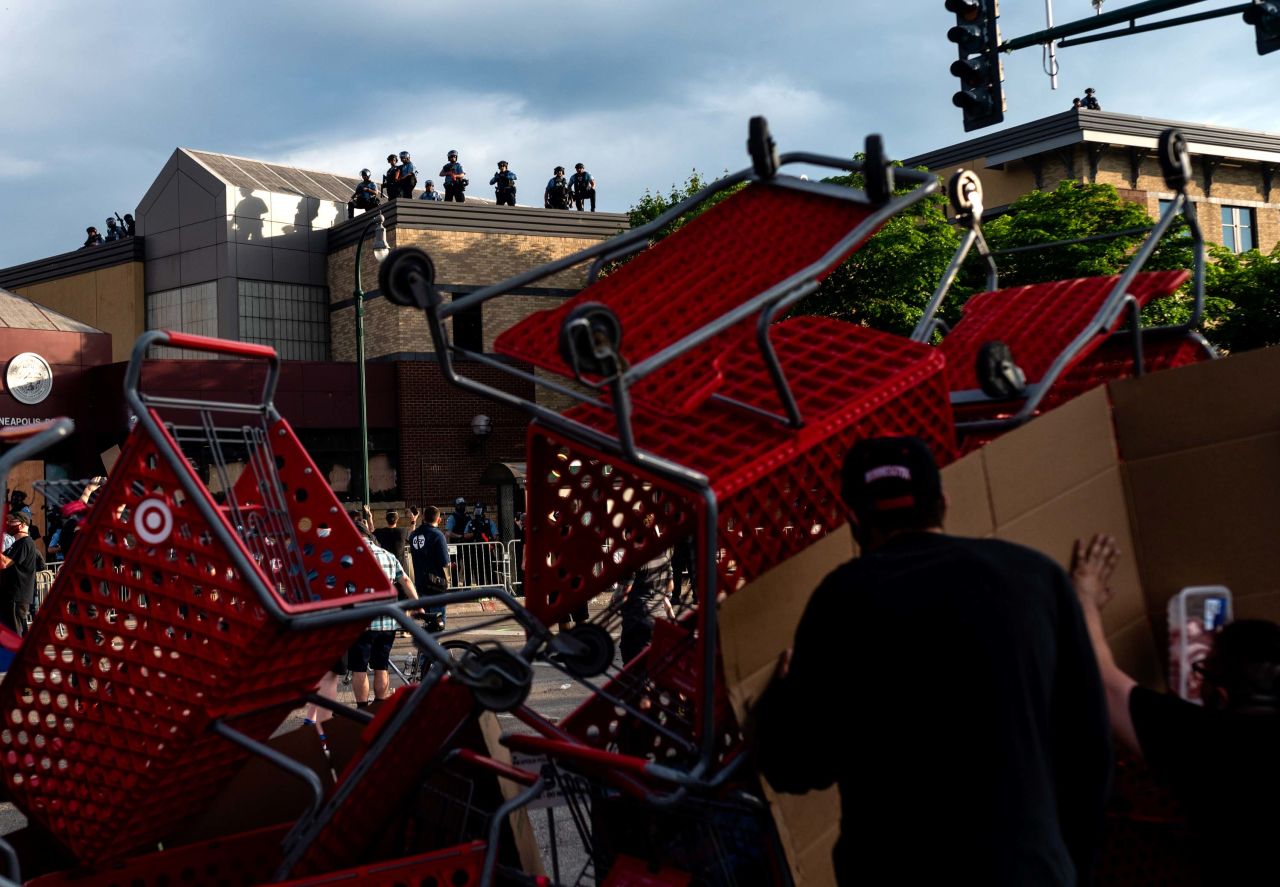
[{"xmin": 1, "ymin": 0, "xmax": 1276, "ymax": 269}]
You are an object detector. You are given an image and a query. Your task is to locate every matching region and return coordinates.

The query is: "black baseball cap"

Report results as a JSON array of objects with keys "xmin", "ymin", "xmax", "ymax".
[{"xmin": 841, "ymin": 436, "xmax": 942, "ymax": 518}]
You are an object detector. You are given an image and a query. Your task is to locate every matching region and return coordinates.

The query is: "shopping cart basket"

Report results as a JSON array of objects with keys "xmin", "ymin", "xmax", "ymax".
[
  {"xmin": 912, "ymin": 128, "xmax": 1215, "ymax": 448},
  {"xmin": 0, "ymin": 418, "xmax": 75, "ymax": 887},
  {"xmin": 0, "ymin": 331, "xmax": 408, "ymax": 864}
]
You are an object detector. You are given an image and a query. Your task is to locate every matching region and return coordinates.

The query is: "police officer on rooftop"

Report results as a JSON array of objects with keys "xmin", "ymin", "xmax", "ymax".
[
  {"xmin": 348, "ymin": 168, "xmax": 380, "ymax": 219},
  {"xmin": 545, "ymin": 166, "xmax": 571, "ymax": 210},
  {"xmin": 490, "ymin": 161, "xmax": 518, "ymax": 207},
  {"xmin": 397, "ymin": 151, "xmax": 418, "ymax": 198},
  {"xmin": 570, "ymin": 162, "xmax": 597, "ymax": 212},
  {"xmin": 440, "ymin": 150, "xmax": 467, "ymax": 203}
]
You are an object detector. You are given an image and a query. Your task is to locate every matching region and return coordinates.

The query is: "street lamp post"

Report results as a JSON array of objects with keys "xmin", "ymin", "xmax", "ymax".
[{"xmin": 353, "ymin": 211, "xmax": 390, "ymax": 507}]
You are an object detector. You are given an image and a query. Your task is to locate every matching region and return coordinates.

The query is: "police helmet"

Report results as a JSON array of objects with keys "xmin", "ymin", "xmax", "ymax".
[
  {"xmin": 448, "ymin": 150, "xmax": 458, "ymax": 159},
  {"xmin": 498, "ymin": 160, "xmax": 508, "ymax": 168},
  {"xmin": 360, "ymin": 168, "xmax": 371, "ymax": 177},
  {"xmin": 106, "ymin": 217, "xmax": 116, "ymax": 225},
  {"xmin": 400, "ymin": 151, "xmax": 410, "ymax": 159}
]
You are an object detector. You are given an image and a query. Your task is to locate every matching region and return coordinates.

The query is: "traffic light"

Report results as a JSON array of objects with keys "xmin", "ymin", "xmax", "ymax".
[
  {"xmin": 946, "ymin": 0, "xmax": 1005, "ymax": 131},
  {"xmin": 1243, "ymin": 0, "xmax": 1280, "ymax": 55}
]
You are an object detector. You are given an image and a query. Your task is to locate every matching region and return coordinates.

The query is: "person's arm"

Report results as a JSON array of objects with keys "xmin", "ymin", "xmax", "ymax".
[
  {"xmin": 1071, "ymin": 533, "xmax": 1140, "ymax": 754},
  {"xmin": 396, "ymin": 570, "xmax": 419, "ymax": 601}
]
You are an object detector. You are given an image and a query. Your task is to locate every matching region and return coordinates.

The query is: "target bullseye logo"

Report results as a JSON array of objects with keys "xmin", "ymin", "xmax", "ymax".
[{"xmin": 135, "ymin": 498, "xmax": 174, "ymax": 545}]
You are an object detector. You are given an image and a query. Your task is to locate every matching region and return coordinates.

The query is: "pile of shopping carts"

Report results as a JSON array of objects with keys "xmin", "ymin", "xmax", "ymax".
[{"xmin": 0, "ymin": 117, "xmax": 1209, "ymax": 885}]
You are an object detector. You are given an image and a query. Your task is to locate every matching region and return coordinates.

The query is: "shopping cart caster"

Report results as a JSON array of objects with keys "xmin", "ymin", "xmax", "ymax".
[
  {"xmin": 1157, "ymin": 128, "xmax": 1191, "ymax": 192},
  {"xmin": 560, "ymin": 302, "xmax": 623, "ymax": 378},
  {"xmin": 747, "ymin": 116, "xmax": 779, "ymax": 180},
  {"xmin": 863, "ymin": 133, "xmax": 894, "ymax": 206},
  {"xmin": 458, "ymin": 647, "xmax": 532, "ymax": 713},
  {"xmin": 552, "ymin": 624, "xmax": 615, "ymax": 678},
  {"xmin": 976, "ymin": 340, "xmax": 1027, "ymax": 400},
  {"xmin": 948, "ymin": 169, "xmax": 983, "ymax": 218},
  {"xmin": 379, "ymin": 247, "xmax": 438, "ymax": 309}
]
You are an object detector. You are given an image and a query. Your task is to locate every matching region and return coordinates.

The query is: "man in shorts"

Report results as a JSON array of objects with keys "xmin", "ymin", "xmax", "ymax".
[{"xmin": 347, "ymin": 513, "xmax": 418, "ymax": 708}]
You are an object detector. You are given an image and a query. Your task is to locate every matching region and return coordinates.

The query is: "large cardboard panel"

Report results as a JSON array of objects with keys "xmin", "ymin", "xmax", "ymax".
[
  {"xmin": 1111, "ymin": 344, "xmax": 1280, "ymax": 461},
  {"xmin": 995, "ymin": 467, "xmax": 1145, "ymax": 637},
  {"xmin": 982, "ymin": 386, "xmax": 1119, "ymax": 526},
  {"xmin": 720, "ymin": 529, "xmax": 852, "ymax": 887},
  {"xmin": 1123, "ymin": 431, "xmax": 1280, "ymax": 648},
  {"xmin": 939, "ymin": 446, "xmax": 995, "ymax": 538}
]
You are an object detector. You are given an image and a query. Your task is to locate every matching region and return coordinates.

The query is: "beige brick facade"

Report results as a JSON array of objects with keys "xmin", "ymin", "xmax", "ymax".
[
  {"xmin": 941, "ymin": 145, "xmax": 1278, "ymax": 255},
  {"xmin": 328, "ymin": 227, "xmax": 605, "ymax": 362}
]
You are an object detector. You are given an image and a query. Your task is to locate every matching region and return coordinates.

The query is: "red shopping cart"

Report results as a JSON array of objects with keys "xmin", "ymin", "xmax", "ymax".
[
  {"xmin": 912, "ymin": 128, "xmax": 1215, "ymax": 450},
  {"xmin": 0, "ymin": 331, "xmax": 404, "ymax": 864}
]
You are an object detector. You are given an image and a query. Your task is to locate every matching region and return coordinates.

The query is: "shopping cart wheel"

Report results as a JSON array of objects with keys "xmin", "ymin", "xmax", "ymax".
[
  {"xmin": 379, "ymin": 247, "xmax": 438, "ymax": 308},
  {"xmin": 556, "ymin": 624, "xmax": 615, "ymax": 678},
  {"xmin": 948, "ymin": 170, "xmax": 983, "ymax": 217},
  {"xmin": 462, "ymin": 648, "xmax": 532, "ymax": 713},
  {"xmin": 976, "ymin": 340, "xmax": 1027, "ymax": 400},
  {"xmin": 1157, "ymin": 128, "xmax": 1191, "ymax": 192},
  {"xmin": 559, "ymin": 302, "xmax": 623, "ymax": 378},
  {"xmin": 863, "ymin": 134, "xmax": 894, "ymax": 205},
  {"xmin": 747, "ymin": 116, "xmax": 779, "ymax": 180}
]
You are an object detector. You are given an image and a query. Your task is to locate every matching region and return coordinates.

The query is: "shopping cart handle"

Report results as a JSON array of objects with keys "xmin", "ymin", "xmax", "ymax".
[
  {"xmin": 502, "ymin": 734, "xmax": 692, "ymax": 786},
  {"xmin": 126, "ymin": 330, "xmax": 281, "ymax": 411},
  {"xmin": 448, "ymin": 748, "xmax": 540, "ymax": 787},
  {"xmin": 161, "ymin": 331, "xmax": 279, "ymax": 360}
]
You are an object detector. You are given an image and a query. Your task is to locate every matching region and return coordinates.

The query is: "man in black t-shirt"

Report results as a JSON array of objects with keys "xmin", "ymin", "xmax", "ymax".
[
  {"xmin": 373, "ymin": 510, "xmax": 411, "ymax": 579},
  {"xmin": 409, "ymin": 506, "xmax": 450, "ymax": 629},
  {"xmin": 0, "ymin": 511, "xmax": 42, "ymax": 635},
  {"xmin": 754, "ymin": 437, "xmax": 1111, "ymax": 886},
  {"xmin": 1073, "ymin": 534, "xmax": 1280, "ymax": 886}
]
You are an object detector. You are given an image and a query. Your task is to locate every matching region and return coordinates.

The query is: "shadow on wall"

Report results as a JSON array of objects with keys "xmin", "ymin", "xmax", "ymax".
[
  {"xmin": 234, "ymin": 188, "xmax": 269, "ymax": 242},
  {"xmin": 232, "ymin": 188, "xmax": 346, "ymax": 246}
]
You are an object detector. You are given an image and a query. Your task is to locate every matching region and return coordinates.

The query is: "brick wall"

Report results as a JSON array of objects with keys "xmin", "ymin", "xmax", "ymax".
[{"xmin": 396, "ymin": 359, "xmax": 535, "ymax": 507}]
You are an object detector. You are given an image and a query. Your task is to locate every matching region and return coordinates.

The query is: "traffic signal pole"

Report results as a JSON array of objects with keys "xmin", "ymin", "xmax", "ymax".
[
  {"xmin": 1002, "ymin": 0, "xmax": 1255, "ymax": 51},
  {"xmin": 947, "ymin": 0, "xmax": 1277, "ymax": 131}
]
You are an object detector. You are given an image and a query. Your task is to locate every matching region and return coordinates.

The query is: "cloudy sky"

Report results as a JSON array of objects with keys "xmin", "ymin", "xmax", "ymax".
[{"xmin": 1, "ymin": 0, "xmax": 1276, "ymax": 268}]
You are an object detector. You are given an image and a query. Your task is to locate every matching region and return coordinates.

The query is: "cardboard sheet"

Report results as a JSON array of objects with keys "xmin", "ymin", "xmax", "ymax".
[{"xmin": 717, "ymin": 346, "xmax": 1280, "ymax": 884}]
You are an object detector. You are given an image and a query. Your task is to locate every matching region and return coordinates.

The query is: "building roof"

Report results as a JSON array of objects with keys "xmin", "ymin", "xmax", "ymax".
[
  {"xmin": 0, "ymin": 237, "xmax": 144, "ymax": 292},
  {"xmin": 182, "ymin": 149, "xmax": 498, "ymax": 205},
  {"xmin": 904, "ymin": 109, "xmax": 1280, "ymax": 170},
  {"xmin": 0, "ymin": 287, "xmax": 103, "ymax": 334},
  {"xmin": 184, "ymin": 149, "xmax": 363, "ymax": 204}
]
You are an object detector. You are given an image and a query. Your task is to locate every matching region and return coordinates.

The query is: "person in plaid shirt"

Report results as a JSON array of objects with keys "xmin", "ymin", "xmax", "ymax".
[{"xmin": 347, "ymin": 509, "xmax": 419, "ymax": 708}]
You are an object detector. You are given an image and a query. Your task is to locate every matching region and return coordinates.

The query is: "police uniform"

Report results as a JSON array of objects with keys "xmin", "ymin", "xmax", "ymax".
[{"xmin": 490, "ymin": 168, "xmax": 518, "ymax": 206}]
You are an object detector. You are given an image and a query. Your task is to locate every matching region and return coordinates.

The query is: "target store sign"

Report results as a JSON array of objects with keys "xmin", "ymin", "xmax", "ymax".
[{"xmin": 135, "ymin": 498, "xmax": 174, "ymax": 544}]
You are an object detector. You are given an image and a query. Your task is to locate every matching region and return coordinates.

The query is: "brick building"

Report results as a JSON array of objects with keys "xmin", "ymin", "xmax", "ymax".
[
  {"xmin": 904, "ymin": 109, "xmax": 1280, "ymax": 254},
  {"xmin": 0, "ymin": 149, "xmax": 628, "ymax": 529}
]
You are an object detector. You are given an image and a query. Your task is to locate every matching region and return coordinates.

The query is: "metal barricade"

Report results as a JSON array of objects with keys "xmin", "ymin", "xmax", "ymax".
[{"xmin": 448, "ymin": 541, "xmax": 510, "ymax": 592}]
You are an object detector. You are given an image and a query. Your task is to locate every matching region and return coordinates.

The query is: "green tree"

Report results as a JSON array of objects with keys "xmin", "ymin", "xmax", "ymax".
[
  {"xmin": 801, "ymin": 163, "xmax": 965, "ymax": 337},
  {"xmin": 1209, "ymin": 243, "xmax": 1280, "ymax": 352}
]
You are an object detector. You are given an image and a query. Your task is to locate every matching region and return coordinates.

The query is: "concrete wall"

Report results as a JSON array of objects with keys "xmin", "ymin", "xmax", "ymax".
[{"xmin": 12, "ymin": 263, "xmax": 142, "ymax": 362}]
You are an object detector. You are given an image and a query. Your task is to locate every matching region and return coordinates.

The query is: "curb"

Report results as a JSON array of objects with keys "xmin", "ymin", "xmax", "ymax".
[{"xmin": 442, "ymin": 593, "xmax": 612, "ymax": 618}]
